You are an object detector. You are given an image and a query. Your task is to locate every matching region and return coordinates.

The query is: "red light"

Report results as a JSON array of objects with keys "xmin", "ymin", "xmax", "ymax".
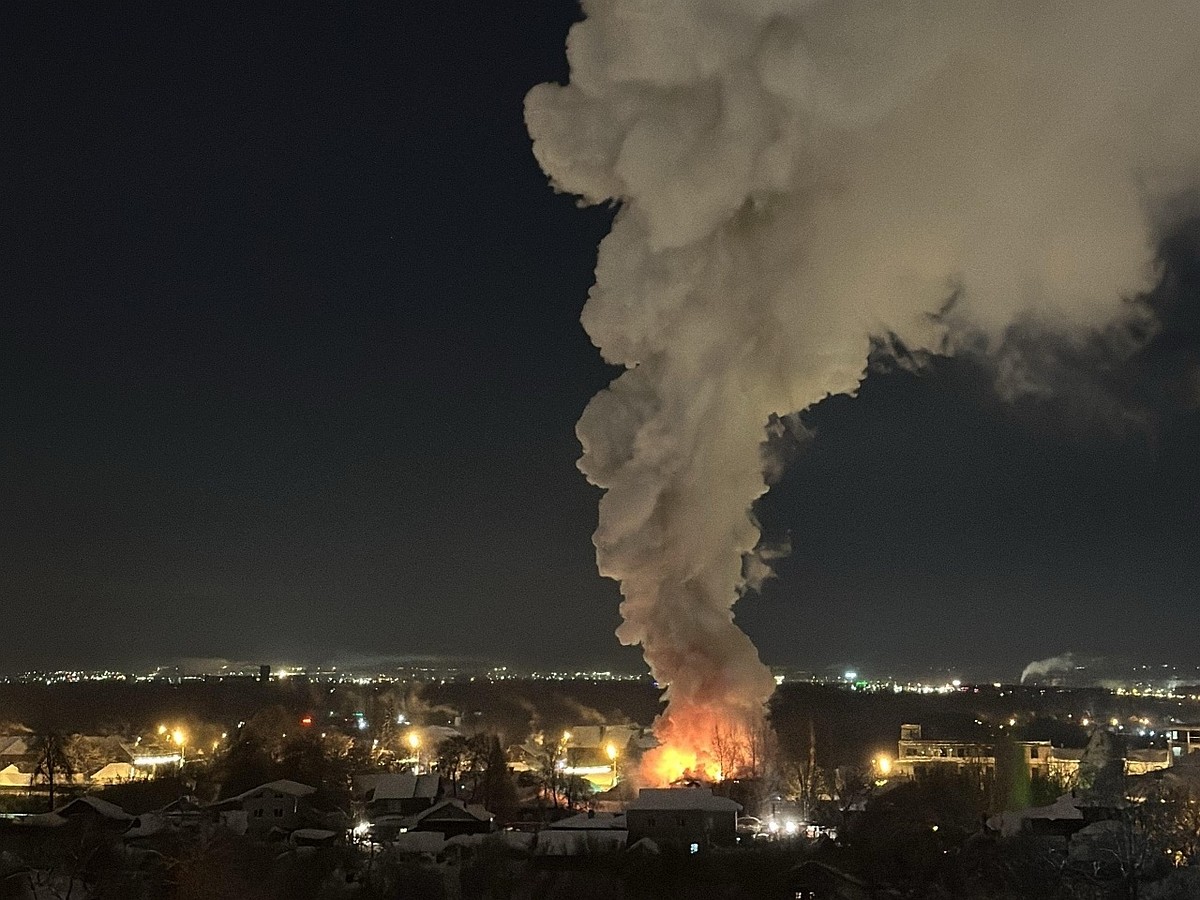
[{"xmin": 300, "ymin": 715, "xmax": 313, "ymax": 727}]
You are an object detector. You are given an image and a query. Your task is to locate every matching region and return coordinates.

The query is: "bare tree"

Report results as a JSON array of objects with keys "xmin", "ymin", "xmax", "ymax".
[
  {"xmin": 782, "ymin": 717, "xmax": 823, "ymax": 820},
  {"xmin": 710, "ymin": 723, "xmax": 748, "ymax": 780},
  {"xmin": 744, "ymin": 719, "xmax": 777, "ymax": 780},
  {"xmin": 30, "ymin": 731, "xmax": 75, "ymax": 810}
]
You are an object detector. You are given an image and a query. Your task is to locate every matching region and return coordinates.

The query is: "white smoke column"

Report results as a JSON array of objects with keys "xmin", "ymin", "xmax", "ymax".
[
  {"xmin": 526, "ymin": 0, "xmax": 1200, "ymax": 782},
  {"xmin": 1021, "ymin": 652, "xmax": 1076, "ymax": 685}
]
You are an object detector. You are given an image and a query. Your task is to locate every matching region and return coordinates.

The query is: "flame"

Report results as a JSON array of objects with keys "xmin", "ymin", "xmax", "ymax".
[
  {"xmin": 642, "ymin": 743, "xmax": 722, "ymax": 786},
  {"xmin": 639, "ymin": 704, "xmax": 750, "ymax": 786}
]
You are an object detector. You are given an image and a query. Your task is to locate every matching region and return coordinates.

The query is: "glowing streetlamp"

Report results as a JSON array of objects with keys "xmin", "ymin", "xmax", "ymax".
[
  {"xmin": 605, "ymin": 742, "xmax": 617, "ymax": 762},
  {"xmin": 875, "ymin": 754, "xmax": 892, "ymax": 777},
  {"xmin": 171, "ymin": 728, "xmax": 186, "ymax": 765}
]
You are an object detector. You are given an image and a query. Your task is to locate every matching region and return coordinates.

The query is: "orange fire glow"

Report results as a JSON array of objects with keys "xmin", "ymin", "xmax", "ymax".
[
  {"xmin": 641, "ymin": 742, "xmax": 722, "ymax": 785},
  {"xmin": 639, "ymin": 705, "xmax": 751, "ymax": 786}
]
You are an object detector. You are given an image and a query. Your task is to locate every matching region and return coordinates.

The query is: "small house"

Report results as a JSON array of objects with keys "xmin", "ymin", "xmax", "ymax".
[
  {"xmin": 410, "ymin": 799, "xmax": 494, "ymax": 838},
  {"xmin": 359, "ymin": 772, "xmax": 441, "ymax": 819}
]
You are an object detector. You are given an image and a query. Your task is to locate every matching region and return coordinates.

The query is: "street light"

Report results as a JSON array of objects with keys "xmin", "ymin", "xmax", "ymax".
[{"xmin": 605, "ymin": 742, "xmax": 619, "ymax": 788}]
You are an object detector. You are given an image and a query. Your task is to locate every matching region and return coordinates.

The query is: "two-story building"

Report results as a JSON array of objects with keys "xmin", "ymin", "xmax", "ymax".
[
  {"xmin": 1166, "ymin": 723, "xmax": 1200, "ymax": 760},
  {"xmin": 625, "ymin": 787, "xmax": 740, "ymax": 851},
  {"xmin": 895, "ymin": 724, "xmax": 1171, "ymax": 782},
  {"xmin": 211, "ymin": 779, "xmax": 320, "ymax": 837}
]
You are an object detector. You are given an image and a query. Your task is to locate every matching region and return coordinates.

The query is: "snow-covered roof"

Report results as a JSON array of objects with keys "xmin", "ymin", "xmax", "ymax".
[
  {"xmin": 366, "ymin": 773, "xmax": 440, "ymax": 801},
  {"xmin": 444, "ymin": 831, "xmax": 534, "ymax": 852},
  {"xmin": 627, "ymin": 836, "xmax": 660, "ymax": 854},
  {"xmin": 0, "ymin": 764, "xmax": 32, "ymax": 787},
  {"xmin": 565, "ymin": 725, "xmax": 639, "ymax": 751},
  {"xmin": 414, "ymin": 799, "xmax": 492, "ymax": 824},
  {"xmin": 56, "ymin": 796, "xmax": 133, "ymax": 821},
  {"xmin": 291, "ymin": 828, "xmax": 338, "ymax": 842},
  {"xmin": 0, "ymin": 736, "xmax": 31, "ymax": 756},
  {"xmin": 89, "ymin": 762, "xmax": 138, "ymax": 783},
  {"xmin": 20, "ymin": 812, "xmax": 67, "ymax": 828},
  {"xmin": 1127, "ymin": 751, "xmax": 1200, "ymax": 796},
  {"xmin": 986, "ymin": 794, "xmax": 1083, "ymax": 837},
  {"xmin": 535, "ymin": 829, "xmax": 626, "ymax": 855},
  {"xmin": 1128, "ymin": 748, "xmax": 1170, "ymax": 762},
  {"xmin": 124, "ymin": 813, "xmax": 174, "ymax": 839},
  {"xmin": 547, "ymin": 811, "xmax": 626, "ymax": 830},
  {"xmin": 390, "ymin": 831, "xmax": 446, "ymax": 854},
  {"xmin": 626, "ymin": 788, "xmax": 740, "ymax": 812},
  {"xmin": 232, "ymin": 779, "xmax": 316, "ymax": 802}
]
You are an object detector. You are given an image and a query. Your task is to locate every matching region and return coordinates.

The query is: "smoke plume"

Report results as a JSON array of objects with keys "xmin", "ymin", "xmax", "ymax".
[
  {"xmin": 527, "ymin": 0, "xmax": 1200, "ymax": 781},
  {"xmin": 1020, "ymin": 652, "xmax": 1077, "ymax": 685}
]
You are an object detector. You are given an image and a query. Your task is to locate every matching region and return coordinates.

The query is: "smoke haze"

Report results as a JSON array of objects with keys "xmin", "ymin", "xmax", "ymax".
[
  {"xmin": 527, "ymin": 0, "xmax": 1200, "ymax": 775},
  {"xmin": 1021, "ymin": 652, "xmax": 1077, "ymax": 684}
]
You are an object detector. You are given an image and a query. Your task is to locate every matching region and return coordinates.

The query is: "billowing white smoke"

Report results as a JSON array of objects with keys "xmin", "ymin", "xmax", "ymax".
[
  {"xmin": 526, "ymin": 0, "xmax": 1200, "ymax": 780},
  {"xmin": 1021, "ymin": 653, "xmax": 1077, "ymax": 685}
]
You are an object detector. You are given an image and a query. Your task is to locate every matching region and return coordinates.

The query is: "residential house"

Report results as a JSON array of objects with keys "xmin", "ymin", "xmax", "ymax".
[
  {"xmin": 0, "ymin": 764, "xmax": 33, "ymax": 788},
  {"xmin": 0, "ymin": 736, "xmax": 32, "ymax": 761},
  {"xmin": 561, "ymin": 725, "xmax": 640, "ymax": 790},
  {"xmin": 538, "ymin": 810, "xmax": 627, "ymax": 856},
  {"xmin": 409, "ymin": 799, "xmax": 494, "ymax": 839},
  {"xmin": 624, "ymin": 787, "xmax": 740, "ymax": 851},
  {"xmin": 358, "ymin": 772, "xmax": 441, "ymax": 820},
  {"xmin": 54, "ymin": 797, "xmax": 134, "ymax": 832},
  {"xmin": 210, "ymin": 779, "xmax": 320, "ymax": 837},
  {"xmin": 89, "ymin": 762, "xmax": 139, "ymax": 784},
  {"xmin": 786, "ymin": 860, "xmax": 873, "ymax": 900}
]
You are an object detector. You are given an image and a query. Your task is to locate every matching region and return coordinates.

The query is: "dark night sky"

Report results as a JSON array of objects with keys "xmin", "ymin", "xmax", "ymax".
[{"xmin": 2, "ymin": 3, "xmax": 1197, "ymax": 678}]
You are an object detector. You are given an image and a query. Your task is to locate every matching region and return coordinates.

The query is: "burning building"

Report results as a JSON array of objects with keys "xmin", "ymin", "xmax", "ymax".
[{"xmin": 526, "ymin": 0, "xmax": 1200, "ymax": 784}]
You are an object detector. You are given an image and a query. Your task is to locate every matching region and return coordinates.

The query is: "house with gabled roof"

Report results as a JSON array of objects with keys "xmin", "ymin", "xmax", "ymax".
[
  {"xmin": 0, "ymin": 763, "xmax": 34, "ymax": 788},
  {"xmin": 358, "ymin": 772, "xmax": 442, "ymax": 820},
  {"xmin": 54, "ymin": 796, "xmax": 134, "ymax": 831},
  {"xmin": 0, "ymin": 735, "xmax": 32, "ymax": 759},
  {"xmin": 209, "ymin": 779, "xmax": 320, "ymax": 837},
  {"xmin": 625, "ymin": 787, "xmax": 740, "ymax": 850},
  {"xmin": 410, "ymin": 798, "xmax": 493, "ymax": 839}
]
